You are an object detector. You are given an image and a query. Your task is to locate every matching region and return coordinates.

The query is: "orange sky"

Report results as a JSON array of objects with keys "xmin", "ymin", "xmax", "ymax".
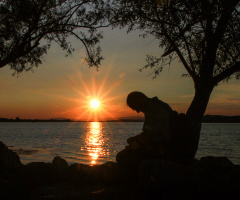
[{"xmin": 0, "ymin": 28, "xmax": 240, "ymax": 121}]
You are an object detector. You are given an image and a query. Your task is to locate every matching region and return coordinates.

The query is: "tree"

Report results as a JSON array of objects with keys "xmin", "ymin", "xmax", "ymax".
[
  {"xmin": 0, "ymin": 0, "xmax": 107, "ymax": 75},
  {"xmin": 110, "ymin": 0, "xmax": 240, "ymax": 157}
]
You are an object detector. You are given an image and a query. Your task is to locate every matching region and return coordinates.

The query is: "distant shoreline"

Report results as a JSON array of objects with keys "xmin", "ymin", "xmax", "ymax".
[
  {"xmin": 1, "ymin": 115, "xmax": 240, "ymax": 123},
  {"xmin": 0, "ymin": 119, "xmax": 143, "ymax": 123},
  {"xmin": 0, "ymin": 118, "xmax": 144, "ymax": 123}
]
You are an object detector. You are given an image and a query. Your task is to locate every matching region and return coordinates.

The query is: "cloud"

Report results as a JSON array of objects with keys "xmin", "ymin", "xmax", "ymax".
[
  {"xmin": 206, "ymin": 102, "xmax": 240, "ymax": 116},
  {"xmin": 169, "ymin": 102, "xmax": 184, "ymax": 106},
  {"xmin": 227, "ymin": 98, "xmax": 240, "ymax": 102},
  {"xmin": 181, "ymin": 94, "xmax": 194, "ymax": 99},
  {"xmin": 208, "ymin": 104, "xmax": 240, "ymax": 109}
]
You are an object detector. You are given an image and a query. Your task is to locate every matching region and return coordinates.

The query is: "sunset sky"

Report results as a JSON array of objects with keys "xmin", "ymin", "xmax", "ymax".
[{"xmin": 1, "ymin": 28, "xmax": 240, "ymax": 121}]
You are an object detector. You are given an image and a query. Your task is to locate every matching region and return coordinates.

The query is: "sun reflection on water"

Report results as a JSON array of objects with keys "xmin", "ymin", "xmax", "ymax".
[{"xmin": 85, "ymin": 122, "xmax": 106, "ymax": 165}]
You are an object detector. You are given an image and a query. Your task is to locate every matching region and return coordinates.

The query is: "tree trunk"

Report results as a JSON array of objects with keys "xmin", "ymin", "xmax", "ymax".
[
  {"xmin": 187, "ymin": 84, "xmax": 214, "ymax": 121},
  {"xmin": 183, "ymin": 83, "xmax": 214, "ymax": 159}
]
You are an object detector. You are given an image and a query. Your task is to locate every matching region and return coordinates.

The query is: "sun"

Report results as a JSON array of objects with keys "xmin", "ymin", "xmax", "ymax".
[
  {"xmin": 90, "ymin": 99, "xmax": 99, "ymax": 109},
  {"xmin": 64, "ymin": 67, "xmax": 125, "ymax": 121}
]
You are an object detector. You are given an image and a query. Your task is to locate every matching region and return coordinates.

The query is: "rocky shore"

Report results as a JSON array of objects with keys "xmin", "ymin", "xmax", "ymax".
[{"xmin": 1, "ymin": 141, "xmax": 240, "ymax": 200}]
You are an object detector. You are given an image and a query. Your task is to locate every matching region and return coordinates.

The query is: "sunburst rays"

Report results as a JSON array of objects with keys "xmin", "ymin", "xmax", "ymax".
[{"xmin": 67, "ymin": 67, "xmax": 125, "ymax": 121}]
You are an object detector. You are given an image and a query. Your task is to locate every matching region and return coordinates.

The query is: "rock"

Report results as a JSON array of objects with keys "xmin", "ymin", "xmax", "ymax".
[
  {"xmin": 67, "ymin": 162, "xmax": 124, "ymax": 184},
  {"xmin": 0, "ymin": 141, "xmax": 22, "ymax": 171},
  {"xmin": 136, "ymin": 157, "xmax": 240, "ymax": 200},
  {"xmin": 52, "ymin": 156, "xmax": 68, "ymax": 170},
  {"xmin": 25, "ymin": 162, "xmax": 54, "ymax": 185},
  {"xmin": 67, "ymin": 163, "xmax": 97, "ymax": 182},
  {"xmin": 197, "ymin": 156, "xmax": 240, "ymax": 199},
  {"xmin": 138, "ymin": 159, "xmax": 195, "ymax": 187},
  {"xmin": 51, "ymin": 156, "xmax": 69, "ymax": 182},
  {"xmin": 0, "ymin": 177, "xmax": 25, "ymax": 200},
  {"xmin": 98, "ymin": 161, "xmax": 124, "ymax": 183},
  {"xmin": 199, "ymin": 156, "xmax": 234, "ymax": 171}
]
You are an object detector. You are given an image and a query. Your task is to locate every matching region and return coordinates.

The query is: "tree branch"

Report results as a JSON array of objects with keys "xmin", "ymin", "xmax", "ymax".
[
  {"xmin": 214, "ymin": 0, "xmax": 239, "ymax": 48},
  {"xmin": 64, "ymin": 30, "xmax": 99, "ymax": 67},
  {"xmin": 152, "ymin": 2, "xmax": 199, "ymax": 81},
  {"xmin": 213, "ymin": 62, "xmax": 240, "ymax": 84}
]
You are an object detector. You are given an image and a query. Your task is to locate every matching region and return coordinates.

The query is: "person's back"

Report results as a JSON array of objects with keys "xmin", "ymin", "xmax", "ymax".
[{"xmin": 142, "ymin": 96, "xmax": 172, "ymax": 143}]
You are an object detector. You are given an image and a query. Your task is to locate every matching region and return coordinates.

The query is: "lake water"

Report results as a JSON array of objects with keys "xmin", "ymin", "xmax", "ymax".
[{"xmin": 0, "ymin": 122, "xmax": 239, "ymax": 165}]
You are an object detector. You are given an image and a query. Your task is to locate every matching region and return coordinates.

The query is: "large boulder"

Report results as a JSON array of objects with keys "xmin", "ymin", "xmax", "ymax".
[
  {"xmin": 52, "ymin": 156, "xmax": 68, "ymax": 170},
  {"xmin": 0, "ymin": 141, "xmax": 22, "ymax": 171}
]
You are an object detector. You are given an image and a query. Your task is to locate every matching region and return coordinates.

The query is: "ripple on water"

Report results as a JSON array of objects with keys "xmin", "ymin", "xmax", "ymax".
[{"xmin": 1, "ymin": 122, "xmax": 240, "ymax": 165}]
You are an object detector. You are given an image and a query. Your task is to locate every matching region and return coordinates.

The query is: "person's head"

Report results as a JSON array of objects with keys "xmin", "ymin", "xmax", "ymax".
[{"xmin": 127, "ymin": 91, "xmax": 148, "ymax": 113}]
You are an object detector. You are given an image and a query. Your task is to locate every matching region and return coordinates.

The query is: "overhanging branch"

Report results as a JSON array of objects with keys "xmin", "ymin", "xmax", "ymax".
[{"xmin": 213, "ymin": 62, "xmax": 240, "ymax": 84}]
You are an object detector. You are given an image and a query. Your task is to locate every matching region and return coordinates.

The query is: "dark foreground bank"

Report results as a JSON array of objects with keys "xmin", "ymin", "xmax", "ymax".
[{"xmin": 1, "ymin": 141, "xmax": 240, "ymax": 200}]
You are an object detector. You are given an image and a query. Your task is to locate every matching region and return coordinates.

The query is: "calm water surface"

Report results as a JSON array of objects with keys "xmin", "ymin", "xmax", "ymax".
[{"xmin": 0, "ymin": 122, "xmax": 239, "ymax": 165}]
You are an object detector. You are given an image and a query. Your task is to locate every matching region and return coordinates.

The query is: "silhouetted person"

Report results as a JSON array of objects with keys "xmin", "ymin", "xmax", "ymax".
[
  {"xmin": 116, "ymin": 91, "xmax": 199, "ymax": 170},
  {"xmin": 126, "ymin": 91, "xmax": 173, "ymax": 154},
  {"xmin": 127, "ymin": 92, "xmax": 173, "ymax": 134},
  {"xmin": 117, "ymin": 92, "xmax": 174, "ymax": 171}
]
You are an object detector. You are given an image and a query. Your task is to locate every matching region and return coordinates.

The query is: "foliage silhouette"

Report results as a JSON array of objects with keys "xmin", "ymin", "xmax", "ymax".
[{"xmin": 0, "ymin": 0, "xmax": 107, "ymax": 74}]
